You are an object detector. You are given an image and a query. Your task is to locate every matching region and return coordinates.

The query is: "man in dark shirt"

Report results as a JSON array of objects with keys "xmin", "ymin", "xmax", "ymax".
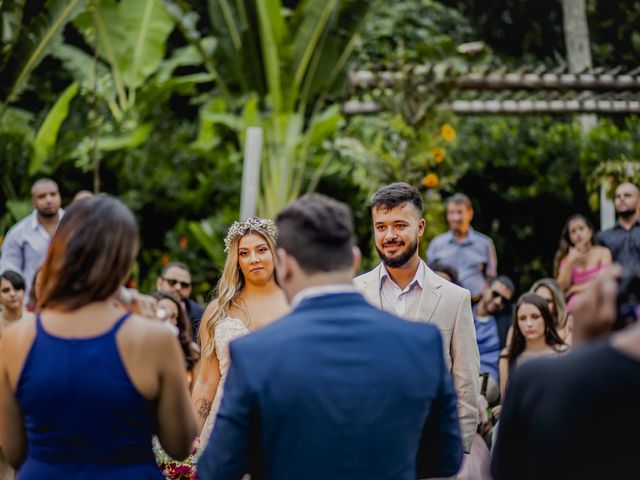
[
  {"xmin": 156, "ymin": 262, "xmax": 204, "ymax": 339},
  {"xmin": 492, "ymin": 266, "xmax": 640, "ymax": 479},
  {"xmin": 597, "ymin": 182, "xmax": 640, "ymax": 271}
]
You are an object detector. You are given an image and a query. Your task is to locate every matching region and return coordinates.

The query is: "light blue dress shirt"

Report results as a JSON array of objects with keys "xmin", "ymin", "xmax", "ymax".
[
  {"xmin": 426, "ymin": 227, "xmax": 497, "ymax": 297},
  {"xmin": 0, "ymin": 209, "xmax": 64, "ymax": 302}
]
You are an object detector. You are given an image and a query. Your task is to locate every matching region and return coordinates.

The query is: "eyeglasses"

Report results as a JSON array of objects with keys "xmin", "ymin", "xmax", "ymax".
[
  {"xmin": 491, "ymin": 290, "xmax": 511, "ymax": 304},
  {"xmin": 162, "ymin": 277, "xmax": 191, "ymax": 289}
]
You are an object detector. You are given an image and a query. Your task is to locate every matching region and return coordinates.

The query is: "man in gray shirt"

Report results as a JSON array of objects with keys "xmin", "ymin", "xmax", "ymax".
[
  {"xmin": 0, "ymin": 178, "xmax": 64, "ymax": 302},
  {"xmin": 427, "ymin": 193, "xmax": 497, "ymax": 299}
]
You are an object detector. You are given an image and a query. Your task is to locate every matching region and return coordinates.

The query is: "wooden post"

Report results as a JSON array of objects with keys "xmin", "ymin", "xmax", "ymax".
[{"xmin": 240, "ymin": 127, "xmax": 263, "ymax": 220}]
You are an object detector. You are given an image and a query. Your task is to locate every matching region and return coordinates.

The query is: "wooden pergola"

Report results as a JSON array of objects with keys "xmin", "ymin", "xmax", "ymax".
[{"xmin": 345, "ymin": 65, "xmax": 640, "ymax": 115}]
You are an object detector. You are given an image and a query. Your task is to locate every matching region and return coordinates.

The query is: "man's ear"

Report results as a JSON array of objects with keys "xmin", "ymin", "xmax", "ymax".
[
  {"xmin": 351, "ymin": 246, "xmax": 362, "ymax": 278},
  {"xmin": 417, "ymin": 218, "xmax": 426, "ymax": 237},
  {"xmin": 275, "ymin": 248, "xmax": 292, "ymax": 283},
  {"xmin": 155, "ymin": 277, "xmax": 163, "ymax": 291}
]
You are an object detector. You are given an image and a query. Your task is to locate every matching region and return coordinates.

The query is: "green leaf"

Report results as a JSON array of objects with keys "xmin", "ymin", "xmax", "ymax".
[
  {"xmin": 76, "ymin": 0, "xmax": 175, "ymax": 92},
  {"xmin": 97, "ymin": 122, "xmax": 153, "ymax": 151},
  {"xmin": 0, "ymin": 0, "xmax": 27, "ymax": 70},
  {"xmin": 155, "ymin": 37, "xmax": 216, "ymax": 83},
  {"xmin": 51, "ymin": 43, "xmax": 115, "ymax": 98},
  {"xmin": 30, "ymin": 81, "xmax": 78, "ymax": 175},
  {"xmin": 0, "ymin": 0, "xmax": 88, "ymax": 121},
  {"xmin": 256, "ymin": 0, "xmax": 288, "ymax": 113}
]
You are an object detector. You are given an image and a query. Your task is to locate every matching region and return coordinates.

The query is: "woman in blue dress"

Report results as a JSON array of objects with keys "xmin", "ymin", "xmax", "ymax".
[{"xmin": 0, "ymin": 195, "xmax": 198, "ymax": 479}]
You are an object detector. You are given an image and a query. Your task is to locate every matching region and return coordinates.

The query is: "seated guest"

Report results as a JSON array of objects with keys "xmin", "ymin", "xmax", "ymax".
[
  {"xmin": 529, "ymin": 278, "xmax": 571, "ymax": 344},
  {"xmin": 554, "ymin": 214, "xmax": 611, "ymax": 309},
  {"xmin": 152, "ymin": 291, "xmax": 200, "ymax": 390},
  {"xmin": 492, "ymin": 266, "xmax": 640, "ymax": 479},
  {"xmin": 156, "ymin": 262, "xmax": 204, "ymax": 339},
  {"xmin": 0, "ymin": 195, "xmax": 197, "ymax": 479},
  {"xmin": 498, "ymin": 293, "xmax": 567, "ymax": 399},
  {"xmin": 428, "ymin": 261, "xmax": 461, "ymax": 285},
  {"xmin": 1, "ymin": 271, "xmax": 34, "ymax": 330},
  {"xmin": 472, "ymin": 276, "xmax": 515, "ymax": 404}
]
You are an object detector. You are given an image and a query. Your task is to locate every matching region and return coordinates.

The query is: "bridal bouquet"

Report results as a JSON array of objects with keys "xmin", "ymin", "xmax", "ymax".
[{"xmin": 154, "ymin": 437, "xmax": 201, "ymax": 480}]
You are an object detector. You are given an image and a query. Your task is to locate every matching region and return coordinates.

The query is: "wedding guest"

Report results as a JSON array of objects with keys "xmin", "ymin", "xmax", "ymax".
[
  {"xmin": 492, "ymin": 266, "xmax": 640, "ymax": 479},
  {"xmin": 498, "ymin": 293, "xmax": 567, "ymax": 399},
  {"xmin": 191, "ymin": 218, "xmax": 288, "ymax": 451},
  {"xmin": 1, "ymin": 271, "xmax": 34, "ymax": 331},
  {"xmin": 554, "ymin": 214, "xmax": 611, "ymax": 309},
  {"xmin": 0, "ymin": 195, "xmax": 197, "ymax": 479},
  {"xmin": 427, "ymin": 193, "xmax": 498, "ymax": 298},
  {"xmin": 529, "ymin": 278, "xmax": 571, "ymax": 343},
  {"xmin": 0, "ymin": 178, "xmax": 64, "ymax": 302},
  {"xmin": 597, "ymin": 182, "xmax": 640, "ymax": 270},
  {"xmin": 197, "ymin": 193, "xmax": 463, "ymax": 479},
  {"xmin": 156, "ymin": 262, "xmax": 204, "ymax": 340},
  {"xmin": 152, "ymin": 291, "xmax": 200, "ymax": 389}
]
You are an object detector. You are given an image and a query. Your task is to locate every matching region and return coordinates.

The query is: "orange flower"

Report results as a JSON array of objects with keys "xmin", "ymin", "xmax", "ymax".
[
  {"xmin": 179, "ymin": 235, "xmax": 188, "ymax": 250},
  {"xmin": 422, "ymin": 173, "xmax": 439, "ymax": 188},
  {"xmin": 160, "ymin": 254, "xmax": 170, "ymax": 265},
  {"xmin": 431, "ymin": 147, "xmax": 446, "ymax": 164},
  {"xmin": 441, "ymin": 123, "xmax": 456, "ymax": 142}
]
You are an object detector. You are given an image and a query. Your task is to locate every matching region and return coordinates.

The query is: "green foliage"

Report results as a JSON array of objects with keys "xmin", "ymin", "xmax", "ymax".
[
  {"xmin": 0, "ymin": 0, "xmax": 88, "ymax": 121},
  {"xmin": 31, "ymin": 81, "xmax": 78, "ymax": 174}
]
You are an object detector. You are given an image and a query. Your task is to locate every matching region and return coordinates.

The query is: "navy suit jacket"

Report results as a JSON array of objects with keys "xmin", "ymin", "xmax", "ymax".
[{"xmin": 197, "ymin": 292, "xmax": 463, "ymax": 480}]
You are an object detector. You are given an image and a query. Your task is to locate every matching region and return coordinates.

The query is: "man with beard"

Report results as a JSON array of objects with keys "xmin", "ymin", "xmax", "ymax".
[
  {"xmin": 597, "ymin": 182, "xmax": 640, "ymax": 271},
  {"xmin": 354, "ymin": 182, "xmax": 480, "ymax": 455},
  {"xmin": 0, "ymin": 178, "xmax": 63, "ymax": 302}
]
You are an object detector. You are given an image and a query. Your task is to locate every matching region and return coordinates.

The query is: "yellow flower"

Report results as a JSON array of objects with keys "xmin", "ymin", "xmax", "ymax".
[
  {"xmin": 431, "ymin": 147, "xmax": 446, "ymax": 164},
  {"xmin": 441, "ymin": 123, "xmax": 456, "ymax": 142},
  {"xmin": 422, "ymin": 173, "xmax": 439, "ymax": 188}
]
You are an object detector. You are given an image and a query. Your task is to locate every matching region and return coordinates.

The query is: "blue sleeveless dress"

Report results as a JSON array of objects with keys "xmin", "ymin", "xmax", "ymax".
[{"xmin": 16, "ymin": 313, "xmax": 163, "ymax": 479}]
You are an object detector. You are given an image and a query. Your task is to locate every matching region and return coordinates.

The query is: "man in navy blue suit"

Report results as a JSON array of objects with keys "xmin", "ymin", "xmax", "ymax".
[{"xmin": 197, "ymin": 193, "xmax": 463, "ymax": 480}]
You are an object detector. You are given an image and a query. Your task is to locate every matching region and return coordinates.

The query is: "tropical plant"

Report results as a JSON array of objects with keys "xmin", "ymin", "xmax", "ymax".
[
  {"xmin": 162, "ymin": 0, "xmax": 379, "ymax": 218},
  {"xmin": 0, "ymin": 0, "xmax": 88, "ymax": 122}
]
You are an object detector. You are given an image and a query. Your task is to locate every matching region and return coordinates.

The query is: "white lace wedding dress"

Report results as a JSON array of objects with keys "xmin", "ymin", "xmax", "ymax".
[{"xmin": 197, "ymin": 316, "xmax": 250, "ymax": 450}]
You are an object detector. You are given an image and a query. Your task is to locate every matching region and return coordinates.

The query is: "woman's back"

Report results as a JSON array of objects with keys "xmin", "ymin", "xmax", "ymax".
[{"xmin": 15, "ymin": 311, "xmax": 162, "ymax": 479}]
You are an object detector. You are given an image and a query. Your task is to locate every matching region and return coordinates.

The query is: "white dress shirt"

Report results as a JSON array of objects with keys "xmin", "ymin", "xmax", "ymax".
[{"xmin": 379, "ymin": 259, "xmax": 425, "ymax": 317}]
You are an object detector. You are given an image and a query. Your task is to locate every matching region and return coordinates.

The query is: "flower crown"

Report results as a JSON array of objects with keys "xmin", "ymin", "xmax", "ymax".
[{"xmin": 223, "ymin": 217, "xmax": 278, "ymax": 253}]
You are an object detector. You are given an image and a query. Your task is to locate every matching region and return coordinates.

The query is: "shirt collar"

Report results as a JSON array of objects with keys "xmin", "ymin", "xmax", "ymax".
[
  {"xmin": 290, "ymin": 284, "xmax": 358, "ymax": 309},
  {"xmin": 380, "ymin": 258, "xmax": 425, "ymax": 291},
  {"xmin": 614, "ymin": 218, "xmax": 640, "ymax": 230},
  {"xmin": 29, "ymin": 208, "xmax": 65, "ymax": 230},
  {"xmin": 447, "ymin": 226, "xmax": 475, "ymax": 245}
]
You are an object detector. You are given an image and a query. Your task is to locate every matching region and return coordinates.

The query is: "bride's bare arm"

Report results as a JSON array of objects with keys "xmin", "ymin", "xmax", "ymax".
[{"xmin": 191, "ymin": 350, "xmax": 221, "ymax": 432}]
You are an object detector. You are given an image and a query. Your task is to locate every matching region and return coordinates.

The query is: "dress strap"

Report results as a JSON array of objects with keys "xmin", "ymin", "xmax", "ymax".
[
  {"xmin": 35, "ymin": 313, "xmax": 45, "ymax": 334},
  {"xmin": 109, "ymin": 311, "xmax": 133, "ymax": 334}
]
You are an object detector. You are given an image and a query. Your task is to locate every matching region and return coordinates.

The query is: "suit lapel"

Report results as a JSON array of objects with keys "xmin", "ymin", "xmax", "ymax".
[
  {"xmin": 414, "ymin": 266, "xmax": 443, "ymax": 324},
  {"xmin": 359, "ymin": 264, "xmax": 384, "ymax": 309}
]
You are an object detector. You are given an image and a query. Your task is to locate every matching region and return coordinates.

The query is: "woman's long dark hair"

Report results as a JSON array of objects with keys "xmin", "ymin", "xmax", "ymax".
[
  {"xmin": 38, "ymin": 196, "xmax": 139, "ymax": 311},
  {"xmin": 152, "ymin": 291, "xmax": 199, "ymax": 372},
  {"xmin": 553, "ymin": 214, "xmax": 595, "ymax": 277},
  {"xmin": 505, "ymin": 293, "xmax": 565, "ymax": 367}
]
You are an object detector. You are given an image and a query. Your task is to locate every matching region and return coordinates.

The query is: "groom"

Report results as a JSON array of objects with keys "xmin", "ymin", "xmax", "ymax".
[{"xmin": 197, "ymin": 194, "xmax": 463, "ymax": 480}]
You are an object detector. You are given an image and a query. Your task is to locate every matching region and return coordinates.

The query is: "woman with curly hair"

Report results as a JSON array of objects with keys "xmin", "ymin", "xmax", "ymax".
[{"xmin": 191, "ymin": 218, "xmax": 288, "ymax": 451}]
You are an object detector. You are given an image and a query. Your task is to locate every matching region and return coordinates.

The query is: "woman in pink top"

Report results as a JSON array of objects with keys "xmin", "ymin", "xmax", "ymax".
[{"xmin": 554, "ymin": 214, "xmax": 611, "ymax": 310}]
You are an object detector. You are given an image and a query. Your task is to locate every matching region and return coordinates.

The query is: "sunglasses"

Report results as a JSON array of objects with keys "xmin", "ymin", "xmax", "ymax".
[
  {"xmin": 491, "ymin": 290, "xmax": 511, "ymax": 304},
  {"xmin": 162, "ymin": 277, "xmax": 191, "ymax": 289}
]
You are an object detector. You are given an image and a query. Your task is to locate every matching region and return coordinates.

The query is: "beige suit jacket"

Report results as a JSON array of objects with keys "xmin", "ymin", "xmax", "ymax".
[{"xmin": 354, "ymin": 263, "xmax": 480, "ymax": 452}]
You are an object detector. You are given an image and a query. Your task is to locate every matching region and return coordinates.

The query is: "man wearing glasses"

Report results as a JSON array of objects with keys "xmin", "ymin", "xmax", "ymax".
[
  {"xmin": 156, "ymin": 262, "xmax": 204, "ymax": 339},
  {"xmin": 473, "ymin": 275, "xmax": 515, "ymax": 404}
]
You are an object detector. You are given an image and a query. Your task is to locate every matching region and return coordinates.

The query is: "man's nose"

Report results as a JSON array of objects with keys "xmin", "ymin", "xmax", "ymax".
[{"xmin": 383, "ymin": 227, "xmax": 397, "ymax": 240}]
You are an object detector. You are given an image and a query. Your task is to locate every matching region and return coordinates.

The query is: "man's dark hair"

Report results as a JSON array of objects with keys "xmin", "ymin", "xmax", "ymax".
[
  {"xmin": 0, "ymin": 270, "xmax": 26, "ymax": 291},
  {"xmin": 490, "ymin": 275, "xmax": 516, "ymax": 293},
  {"xmin": 276, "ymin": 194, "xmax": 354, "ymax": 273},
  {"xmin": 162, "ymin": 261, "xmax": 190, "ymax": 276},
  {"xmin": 371, "ymin": 182, "xmax": 423, "ymax": 215},
  {"xmin": 446, "ymin": 193, "xmax": 473, "ymax": 210},
  {"xmin": 428, "ymin": 262, "xmax": 460, "ymax": 286}
]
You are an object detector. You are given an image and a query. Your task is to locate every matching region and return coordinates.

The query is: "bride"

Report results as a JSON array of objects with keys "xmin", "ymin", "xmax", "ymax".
[{"xmin": 192, "ymin": 217, "xmax": 288, "ymax": 450}]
